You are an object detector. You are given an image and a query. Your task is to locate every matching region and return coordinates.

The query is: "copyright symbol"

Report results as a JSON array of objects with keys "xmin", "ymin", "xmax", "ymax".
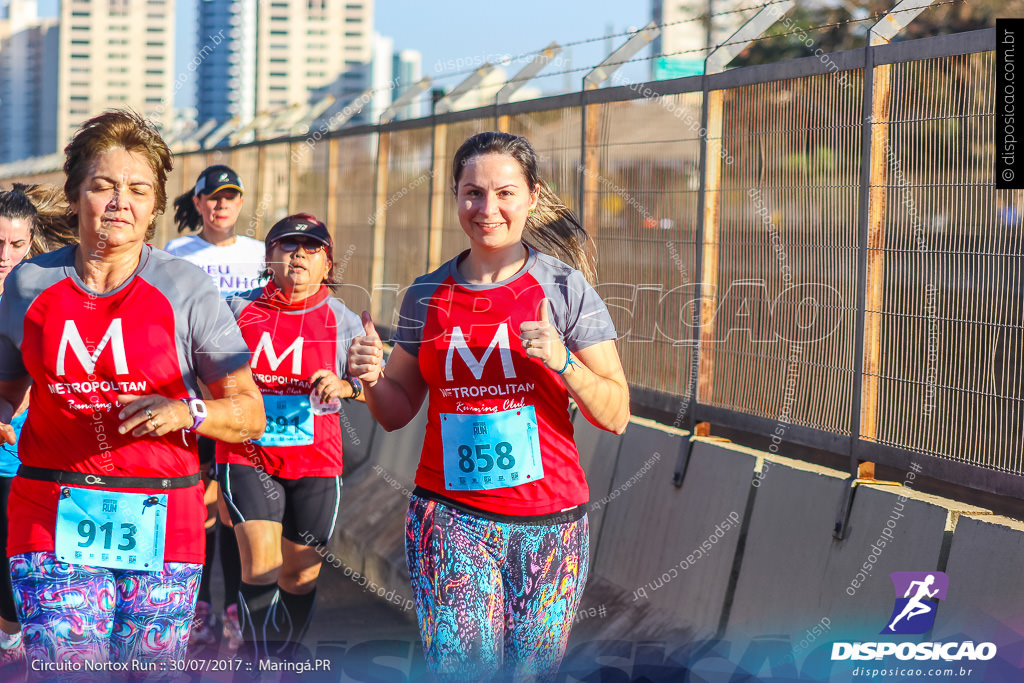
[{"xmin": 1004, "ymin": 168, "xmax": 1015, "ymax": 183}]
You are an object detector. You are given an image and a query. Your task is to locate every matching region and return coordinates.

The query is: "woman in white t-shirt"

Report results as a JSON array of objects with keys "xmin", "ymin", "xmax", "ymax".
[
  {"xmin": 167, "ymin": 164, "xmax": 264, "ymax": 651},
  {"xmin": 167, "ymin": 165, "xmax": 265, "ymax": 295}
]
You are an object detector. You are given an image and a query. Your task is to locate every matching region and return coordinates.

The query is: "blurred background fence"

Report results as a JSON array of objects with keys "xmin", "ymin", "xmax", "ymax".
[{"xmin": 5, "ymin": 28, "xmax": 1015, "ymax": 497}]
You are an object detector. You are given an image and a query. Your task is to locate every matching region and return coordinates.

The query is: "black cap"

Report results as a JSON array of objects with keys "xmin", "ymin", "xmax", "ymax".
[
  {"xmin": 265, "ymin": 213, "xmax": 332, "ymax": 248},
  {"xmin": 194, "ymin": 165, "xmax": 244, "ymax": 196}
]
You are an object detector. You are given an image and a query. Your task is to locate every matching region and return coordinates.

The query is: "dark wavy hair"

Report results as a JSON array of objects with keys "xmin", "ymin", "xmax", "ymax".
[
  {"xmin": 451, "ymin": 131, "xmax": 595, "ymax": 282},
  {"xmin": 0, "ymin": 185, "xmax": 78, "ymax": 257}
]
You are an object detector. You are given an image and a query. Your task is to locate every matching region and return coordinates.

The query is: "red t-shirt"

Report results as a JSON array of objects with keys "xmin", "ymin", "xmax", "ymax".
[
  {"xmin": 0, "ymin": 246, "xmax": 251, "ymax": 564},
  {"xmin": 393, "ymin": 249, "xmax": 617, "ymax": 517},
  {"xmin": 217, "ymin": 283, "xmax": 363, "ymax": 478}
]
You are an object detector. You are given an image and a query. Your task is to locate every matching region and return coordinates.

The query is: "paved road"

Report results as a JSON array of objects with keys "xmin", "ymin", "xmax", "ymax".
[{"xmin": 184, "ymin": 534, "xmax": 426, "ymax": 683}]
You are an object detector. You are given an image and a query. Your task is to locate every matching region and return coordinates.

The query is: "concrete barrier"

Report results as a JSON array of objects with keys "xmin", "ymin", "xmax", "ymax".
[
  {"xmin": 337, "ymin": 399, "xmax": 379, "ymax": 474},
  {"xmin": 590, "ymin": 419, "xmax": 740, "ymax": 638},
  {"xmin": 329, "ymin": 402, "xmax": 426, "ymax": 621},
  {"xmin": 571, "ymin": 409, "xmax": 624, "ymax": 563},
  {"xmin": 327, "ymin": 406, "xmax": 1019, "ymax": 666},
  {"xmin": 330, "ymin": 464, "xmax": 412, "ymax": 609},
  {"xmin": 937, "ymin": 513, "xmax": 1021, "ymax": 638},
  {"xmin": 367, "ymin": 402, "xmax": 428, "ymax": 486},
  {"xmin": 575, "ymin": 435, "xmax": 755, "ymax": 646},
  {"xmin": 726, "ymin": 447, "xmax": 988, "ymax": 642}
]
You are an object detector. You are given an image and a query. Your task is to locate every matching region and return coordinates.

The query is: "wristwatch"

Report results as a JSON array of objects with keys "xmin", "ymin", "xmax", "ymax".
[
  {"xmin": 181, "ymin": 398, "xmax": 208, "ymax": 431},
  {"xmin": 346, "ymin": 377, "xmax": 362, "ymax": 400}
]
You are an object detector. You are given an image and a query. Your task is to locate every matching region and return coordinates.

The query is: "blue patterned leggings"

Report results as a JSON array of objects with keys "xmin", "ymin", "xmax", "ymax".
[
  {"xmin": 405, "ymin": 495, "xmax": 589, "ymax": 683},
  {"xmin": 10, "ymin": 551, "xmax": 202, "ymax": 681}
]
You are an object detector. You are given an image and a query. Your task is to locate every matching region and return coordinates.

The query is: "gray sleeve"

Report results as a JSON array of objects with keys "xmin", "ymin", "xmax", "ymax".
[
  {"xmin": 226, "ymin": 289, "xmax": 261, "ymax": 319},
  {"xmin": 188, "ymin": 282, "xmax": 252, "ymax": 384},
  {"xmin": 0, "ymin": 281, "xmax": 27, "ymax": 381},
  {"xmin": 542, "ymin": 269, "xmax": 617, "ymax": 352},
  {"xmin": 392, "ymin": 279, "xmax": 448, "ymax": 357},
  {"xmin": 329, "ymin": 299, "xmax": 364, "ymax": 379},
  {"xmin": 392, "ymin": 283, "xmax": 424, "ymax": 356},
  {"xmin": 0, "ymin": 256, "xmax": 63, "ymax": 381},
  {"xmin": 142, "ymin": 250, "xmax": 251, "ymax": 388}
]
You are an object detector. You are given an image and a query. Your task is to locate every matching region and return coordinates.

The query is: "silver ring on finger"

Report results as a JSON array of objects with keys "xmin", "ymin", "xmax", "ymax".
[
  {"xmin": 525, "ymin": 339, "xmax": 532, "ymax": 349},
  {"xmin": 146, "ymin": 408, "xmax": 154, "ymax": 420}
]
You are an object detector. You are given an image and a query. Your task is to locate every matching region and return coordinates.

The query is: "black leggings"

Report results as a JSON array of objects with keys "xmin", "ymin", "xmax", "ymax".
[{"xmin": 0, "ymin": 475, "xmax": 16, "ymax": 623}]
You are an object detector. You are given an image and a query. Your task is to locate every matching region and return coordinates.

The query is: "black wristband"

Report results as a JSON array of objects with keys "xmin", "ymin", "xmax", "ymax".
[{"xmin": 346, "ymin": 377, "xmax": 362, "ymax": 400}]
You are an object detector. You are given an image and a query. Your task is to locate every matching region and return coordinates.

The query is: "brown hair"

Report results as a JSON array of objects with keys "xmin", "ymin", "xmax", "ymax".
[
  {"xmin": 63, "ymin": 109, "xmax": 173, "ymax": 241},
  {"xmin": 11, "ymin": 184, "xmax": 79, "ymax": 256},
  {"xmin": 451, "ymin": 131, "xmax": 595, "ymax": 282}
]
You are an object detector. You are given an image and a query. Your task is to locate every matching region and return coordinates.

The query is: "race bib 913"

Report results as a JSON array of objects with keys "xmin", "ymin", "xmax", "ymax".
[{"xmin": 55, "ymin": 487, "xmax": 167, "ymax": 570}]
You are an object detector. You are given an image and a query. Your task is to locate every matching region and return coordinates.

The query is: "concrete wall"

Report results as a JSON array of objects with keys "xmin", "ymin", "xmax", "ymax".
[
  {"xmin": 328, "ymin": 402, "xmax": 1022, "ymax": 674},
  {"xmin": 937, "ymin": 514, "xmax": 1024, "ymax": 638}
]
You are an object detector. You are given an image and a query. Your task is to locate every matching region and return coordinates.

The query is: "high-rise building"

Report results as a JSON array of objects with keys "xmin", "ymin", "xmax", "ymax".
[
  {"xmin": 652, "ymin": 0, "xmax": 746, "ymax": 79},
  {"xmin": 366, "ymin": 31, "xmax": 393, "ymax": 123},
  {"xmin": 0, "ymin": 0, "xmax": 58, "ymax": 163},
  {"xmin": 196, "ymin": 0, "xmax": 255, "ymax": 125},
  {"xmin": 391, "ymin": 48, "xmax": 422, "ymax": 120},
  {"xmin": 196, "ymin": 0, "xmax": 373, "ymax": 127},
  {"xmin": 364, "ymin": 34, "xmax": 421, "ymax": 123},
  {"xmin": 56, "ymin": 0, "xmax": 176, "ymax": 146}
]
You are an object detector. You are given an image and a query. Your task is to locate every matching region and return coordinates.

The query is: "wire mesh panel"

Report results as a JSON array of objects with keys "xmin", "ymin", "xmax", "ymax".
[
  {"xmin": 0, "ymin": 32, "xmax": 1008, "ymax": 488},
  {"xmin": 504, "ymin": 107, "xmax": 582, "ymax": 217},
  {"xmin": 586, "ymin": 94, "xmax": 703, "ymax": 402},
  {"xmin": 289, "ymin": 137, "xmax": 329, "ymax": 220},
  {"xmin": 381, "ymin": 126, "xmax": 434, "ymax": 295},
  {"xmin": 255, "ymin": 143, "xmax": 292, "ymax": 231},
  {"xmin": 154, "ymin": 151, "xmax": 198, "ymax": 244},
  {"xmin": 705, "ymin": 70, "xmax": 863, "ymax": 436},
  {"xmin": 331, "ymin": 133, "xmax": 378, "ymax": 301},
  {"xmin": 867, "ymin": 52, "xmax": 1016, "ymax": 473},
  {"xmin": 227, "ymin": 146, "xmax": 262, "ymax": 238},
  {"xmin": 437, "ymin": 118, "xmax": 497, "ymax": 265}
]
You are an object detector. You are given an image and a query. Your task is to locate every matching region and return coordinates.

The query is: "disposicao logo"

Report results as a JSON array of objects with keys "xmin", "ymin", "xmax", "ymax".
[
  {"xmin": 831, "ymin": 571, "xmax": 997, "ymax": 663},
  {"xmin": 882, "ymin": 571, "xmax": 948, "ymax": 635}
]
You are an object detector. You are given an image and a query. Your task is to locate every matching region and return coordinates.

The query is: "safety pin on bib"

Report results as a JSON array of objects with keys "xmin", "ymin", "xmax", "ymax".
[{"xmin": 142, "ymin": 496, "xmax": 166, "ymax": 514}]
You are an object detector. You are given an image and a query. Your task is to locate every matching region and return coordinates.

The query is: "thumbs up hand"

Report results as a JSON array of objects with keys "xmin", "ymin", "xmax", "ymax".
[
  {"xmin": 519, "ymin": 298, "xmax": 570, "ymax": 372},
  {"xmin": 349, "ymin": 311, "xmax": 384, "ymax": 386}
]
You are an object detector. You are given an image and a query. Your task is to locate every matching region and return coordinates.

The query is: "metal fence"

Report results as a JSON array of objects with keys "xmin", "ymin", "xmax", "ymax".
[{"xmin": 5, "ymin": 29, "xmax": 1014, "ymax": 497}]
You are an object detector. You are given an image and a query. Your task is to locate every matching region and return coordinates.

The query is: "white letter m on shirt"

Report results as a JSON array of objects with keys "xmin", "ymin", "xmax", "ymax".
[
  {"xmin": 445, "ymin": 324, "xmax": 516, "ymax": 381},
  {"xmin": 56, "ymin": 319, "xmax": 129, "ymax": 375},
  {"xmin": 253, "ymin": 332, "xmax": 304, "ymax": 374}
]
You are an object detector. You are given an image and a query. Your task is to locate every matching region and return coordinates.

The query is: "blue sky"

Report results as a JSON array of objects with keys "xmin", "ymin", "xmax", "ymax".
[
  {"xmin": 177, "ymin": 0, "xmax": 654, "ymax": 109},
  {"xmin": 374, "ymin": 0, "xmax": 654, "ymax": 92},
  {"xmin": 35, "ymin": 0, "xmax": 655, "ymax": 110}
]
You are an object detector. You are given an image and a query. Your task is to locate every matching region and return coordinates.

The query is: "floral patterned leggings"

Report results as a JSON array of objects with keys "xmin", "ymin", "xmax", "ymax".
[
  {"xmin": 10, "ymin": 551, "xmax": 201, "ymax": 681},
  {"xmin": 405, "ymin": 495, "xmax": 589, "ymax": 683}
]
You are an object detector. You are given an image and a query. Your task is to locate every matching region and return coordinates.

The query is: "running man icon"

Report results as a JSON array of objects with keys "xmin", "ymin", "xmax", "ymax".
[{"xmin": 882, "ymin": 571, "xmax": 949, "ymax": 635}]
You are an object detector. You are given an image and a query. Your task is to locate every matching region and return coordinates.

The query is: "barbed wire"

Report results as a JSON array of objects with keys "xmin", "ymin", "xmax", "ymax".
[
  {"xmin": 424, "ymin": 0, "xmax": 794, "ymax": 85},
  {"xmin": 178, "ymin": 0, "xmax": 966, "ymax": 122},
  {"xmin": 0, "ymin": 0, "xmax": 972, "ymax": 155},
  {"xmin": 425, "ymin": 0, "xmax": 966, "ymax": 92},
  {"xmin": 218, "ymin": 0, "xmax": 965, "ymax": 138}
]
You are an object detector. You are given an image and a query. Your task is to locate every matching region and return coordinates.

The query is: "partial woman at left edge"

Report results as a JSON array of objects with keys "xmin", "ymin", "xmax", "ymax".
[
  {"xmin": 0, "ymin": 109, "xmax": 265, "ymax": 680},
  {"xmin": 0, "ymin": 182, "xmax": 77, "ymax": 668}
]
